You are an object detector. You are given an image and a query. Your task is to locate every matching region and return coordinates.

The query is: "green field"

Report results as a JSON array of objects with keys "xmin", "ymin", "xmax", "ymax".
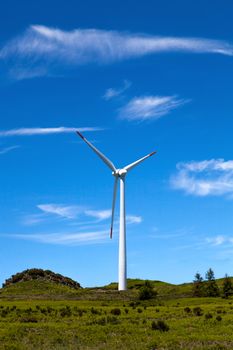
[{"xmin": 0, "ymin": 278, "xmax": 233, "ymax": 349}]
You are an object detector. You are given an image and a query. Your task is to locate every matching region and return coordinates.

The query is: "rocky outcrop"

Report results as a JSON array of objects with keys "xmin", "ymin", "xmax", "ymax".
[{"xmin": 3, "ymin": 268, "xmax": 81, "ymax": 289}]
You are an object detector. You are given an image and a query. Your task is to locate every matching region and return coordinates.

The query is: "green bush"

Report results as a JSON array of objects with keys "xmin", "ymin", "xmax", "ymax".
[
  {"xmin": 151, "ymin": 320, "xmax": 169, "ymax": 332},
  {"xmin": 110, "ymin": 308, "xmax": 121, "ymax": 316},
  {"xmin": 91, "ymin": 307, "xmax": 101, "ymax": 315},
  {"xmin": 193, "ymin": 307, "xmax": 203, "ymax": 316},
  {"xmin": 223, "ymin": 274, "xmax": 233, "ymax": 298},
  {"xmin": 139, "ymin": 281, "xmax": 157, "ymax": 301},
  {"xmin": 205, "ymin": 312, "xmax": 213, "ymax": 320},
  {"xmin": 184, "ymin": 307, "xmax": 191, "ymax": 314}
]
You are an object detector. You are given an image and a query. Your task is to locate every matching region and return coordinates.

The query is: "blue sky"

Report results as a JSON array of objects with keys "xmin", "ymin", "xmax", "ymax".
[{"xmin": 1, "ymin": 0, "xmax": 233, "ymax": 287}]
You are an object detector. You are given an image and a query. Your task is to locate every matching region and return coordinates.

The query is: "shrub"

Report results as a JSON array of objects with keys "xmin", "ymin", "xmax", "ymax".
[
  {"xmin": 60, "ymin": 307, "xmax": 72, "ymax": 317},
  {"xmin": 137, "ymin": 308, "xmax": 143, "ymax": 313},
  {"xmin": 205, "ymin": 312, "xmax": 213, "ymax": 320},
  {"xmin": 124, "ymin": 308, "xmax": 129, "ymax": 314},
  {"xmin": 151, "ymin": 320, "xmax": 169, "ymax": 332},
  {"xmin": 184, "ymin": 307, "xmax": 191, "ymax": 314},
  {"xmin": 1, "ymin": 309, "xmax": 8, "ymax": 317},
  {"xmin": 91, "ymin": 307, "xmax": 101, "ymax": 315},
  {"xmin": 193, "ymin": 307, "xmax": 203, "ymax": 316},
  {"xmin": 216, "ymin": 315, "xmax": 222, "ymax": 321},
  {"xmin": 110, "ymin": 308, "xmax": 121, "ymax": 316},
  {"xmin": 139, "ymin": 281, "xmax": 157, "ymax": 301},
  {"xmin": 223, "ymin": 274, "xmax": 233, "ymax": 298}
]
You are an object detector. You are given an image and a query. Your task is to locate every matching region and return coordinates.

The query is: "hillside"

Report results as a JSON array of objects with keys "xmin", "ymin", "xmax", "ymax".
[
  {"xmin": 1, "ymin": 269, "xmax": 233, "ymax": 301},
  {"xmin": 0, "ymin": 269, "xmax": 82, "ymax": 300}
]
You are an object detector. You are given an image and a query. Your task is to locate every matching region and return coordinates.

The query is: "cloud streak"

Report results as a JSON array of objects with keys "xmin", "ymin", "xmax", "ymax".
[
  {"xmin": 37, "ymin": 204, "xmax": 84, "ymax": 219},
  {"xmin": 84, "ymin": 209, "xmax": 112, "ymax": 221},
  {"xmin": 119, "ymin": 95, "xmax": 187, "ymax": 121},
  {"xmin": 103, "ymin": 80, "xmax": 131, "ymax": 100},
  {"xmin": 0, "ymin": 127, "xmax": 101, "ymax": 137},
  {"xmin": 206, "ymin": 235, "xmax": 228, "ymax": 246},
  {"xmin": 8, "ymin": 230, "xmax": 109, "ymax": 245},
  {"xmin": 37, "ymin": 204, "xmax": 142, "ymax": 224},
  {"xmin": 126, "ymin": 215, "xmax": 142, "ymax": 224},
  {"xmin": 171, "ymin": 159, "xmax": 233, "ymax": 197},
  {"xmin": 0, "ymin": 145, "xmax": 20, "ymax": 154},
  {"xmin": 1, "ymin": 25, "xmax": 233, "ymax": 79}
]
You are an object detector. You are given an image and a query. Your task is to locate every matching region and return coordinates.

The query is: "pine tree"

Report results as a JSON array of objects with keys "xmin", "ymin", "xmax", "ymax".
[
  {"xmin": 192, "ymin": 272, "xmax": 204, "ymax": 297},
  {"xmin": 223, "ymin": 274, "xmax": 233, "ymax": 298},
  {"xmin": 205, "ymin": 268, "xmax": 215, "ymax": 281},
  {"xmin": 205, "ymin": 268, "xmax": 220, "ymax": 297}
]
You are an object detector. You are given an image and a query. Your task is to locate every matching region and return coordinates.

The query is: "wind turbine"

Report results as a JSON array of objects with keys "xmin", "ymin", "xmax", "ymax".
[{"xmin": 76, "ymin": 131, "xmax": 156, "ymax": 291}]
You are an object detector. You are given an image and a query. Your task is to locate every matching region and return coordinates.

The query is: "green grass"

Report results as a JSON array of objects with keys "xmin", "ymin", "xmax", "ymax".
[
  {"xmin": 0, "ymin": 297, "xmax": 233, "ymax": 349},
  {"xmin": 1, "ymin": 278, "xmax": 233, "ymax": 349}
]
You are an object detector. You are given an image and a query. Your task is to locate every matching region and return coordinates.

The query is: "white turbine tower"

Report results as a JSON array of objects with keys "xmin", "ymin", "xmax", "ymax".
[{"xmin": 76, "ymin": 131, "xmax": 156, "ymax": 291}]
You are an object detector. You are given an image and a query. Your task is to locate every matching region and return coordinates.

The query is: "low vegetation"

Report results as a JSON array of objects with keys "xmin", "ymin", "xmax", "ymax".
[{"xmin": 0, "ymin": 268, "xmax": 233, "ymax": 349}]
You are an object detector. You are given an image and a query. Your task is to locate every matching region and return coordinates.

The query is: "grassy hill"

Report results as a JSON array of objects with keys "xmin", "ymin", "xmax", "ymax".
[
  {"xmin": 0, "ymin": 273, "xmax": 193, "ymax": 301},
  {"xmin": 1, "ymin": 270, "xmax": 233, "ymax": 301},
  {"xmin": 1, "ymin": 270, "xmax": 233, "ymax": 349}
]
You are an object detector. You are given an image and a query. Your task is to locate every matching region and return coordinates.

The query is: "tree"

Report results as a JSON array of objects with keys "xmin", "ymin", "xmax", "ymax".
[
  {"xmin": 223, "ymin": 274, "xmax": 233, "ymax": 298},
  {"xmin": 192, "ymin": 272, "xmax": 204, "ymax": 297},
  {"xmin": 205, "ymin": 268, "xmax": 215, "ymax": 281},
  {"xmin": 205, "ymin": 268, "xmax": 220, "ymax": 297}
]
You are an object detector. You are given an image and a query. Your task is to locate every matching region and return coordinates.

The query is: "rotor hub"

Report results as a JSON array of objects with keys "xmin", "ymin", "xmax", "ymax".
[{"xmin": 112, "ymin": 169, "xmax": 127, "ymax": 178}]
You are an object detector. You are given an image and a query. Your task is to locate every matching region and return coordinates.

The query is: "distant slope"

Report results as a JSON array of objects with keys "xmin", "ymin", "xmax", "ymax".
[
  {"xmin": 1, "ymin": 269, "xmax": 233, "ymax": 301},
  {"xmin": 105, "ymin": 278, "xmax": 194, "ymax": 298}
]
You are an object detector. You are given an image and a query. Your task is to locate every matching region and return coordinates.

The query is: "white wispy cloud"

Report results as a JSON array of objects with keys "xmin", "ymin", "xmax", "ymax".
[
  {"xmin": 126, "ymin": 215, "xmax": 142, "ymax": 224},
  {"xmin": 37, "ymin": 204, "xmax": 83, "ymax": 219},
  {"xmin": 22, "ymin": 214, "xmax": 46, "ymax": 226},
  {"xmin": 0, "ymin": 127, "xmax": 100, "ymax": 137},
  {"xmin": 171, "ymin": 159, "xmax": 233, "ymax": 197},
  {"xmin": 1, "ymin": 25, "xmax": 233, "ymax": 79},
  {"xmin": 206, "ymin": 235, "xmax": 227, "ymax": 246},
  {"xmin": 103, "ymin": 80, "xmax": 131, "ymax": 100},
  {"xmin": 9, "ymin": 230, "xmax": 108, "ymax": 245},
  {"xmin": 23, "ymin": 203, "xmax": 143, "ymax": 229},
  {"xmin": 0, "ymin": 145, "xmax": 20, "ymax": 154},
  {"xmin": 37, "ymin": 205, "xmax": 112, "ymax": 222},
  {"xmin": 119, "ymin": 95, "xmax": 187, "ymax": 121},
  {"xmin": 84, "ymin": 209, "xmax": 112, "ymax": 221}
]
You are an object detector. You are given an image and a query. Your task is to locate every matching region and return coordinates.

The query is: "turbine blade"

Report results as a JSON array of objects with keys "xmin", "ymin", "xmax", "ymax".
[
  {"xmin": 76, "ymin": 131, "xmax": 116, "ymax": 172},
  {"xmin": 110, "ymin": 177, "xmax": 118, "ymax": 239},
  {"xmin": 124, "ymin": 151, "xmax": 156, "ymax": 172}
]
